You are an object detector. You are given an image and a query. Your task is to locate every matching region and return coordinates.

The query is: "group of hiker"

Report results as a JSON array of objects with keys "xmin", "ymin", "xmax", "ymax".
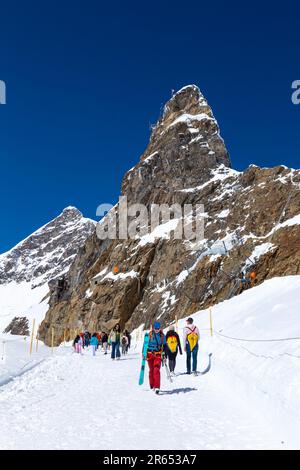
[
  {"xmin": 145, "ymin": 317, "xmax": 199, "ymax": 394},
  {"xmin": 72, "ymin": 316, "xmax": 200, "ymax": 395},
  {"xmin": 72, "ymin": 326, "xmax": 131, "ymax": 358}
]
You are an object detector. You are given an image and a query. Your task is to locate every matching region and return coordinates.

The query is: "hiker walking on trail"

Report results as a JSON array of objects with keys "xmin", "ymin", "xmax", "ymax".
[
  {"xmin": 73, "ymin": 335, "xmax": 83, "ymax": 354},
  {"xmin": 96, "ymin": 332, "xmax": 101, "ymax": 350},
  {"xmin": 124, "ymin": 329, "xmax": 131, "ymax": 352},
  {"xmin": 84, "ymin": 331, "xmax": 91, "ymax": 348},
  {"xmin": 165, "ymin": 325, "xmax": 182, "ymax": 376},
  {"xmin": 147, "ymin": 321, "xmax": 166, "ymax": 394},
  {"xmin": 101, "ymin": 332, "xmax": 108, "ymax": 354},
  {"xmin": 121, "ymin": 334, "xmax": 128, "ymax": 355},
  {"xmin": 90, "ymin": 334, "xmax": 99, "ymax": 356},
  {"xmin": 109, "ymin": 323, "xmax": 121, "ymax": 360},
  {"xmin": 183, "ymin": 318, "xmax": 200, "ymax": 376}
]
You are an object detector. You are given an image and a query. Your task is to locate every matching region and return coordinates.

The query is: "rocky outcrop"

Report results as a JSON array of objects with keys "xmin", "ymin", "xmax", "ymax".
[
  {"xmin": 122, "ymin": 84, "xmax": 230, "ymax": 206},
  {"xmin": 3, "ymin": 317, "xmax": 29, "ymax": 336},
  {"xmin": 39, "ymin": 85, "xmax": 300, "ymax": 346}
]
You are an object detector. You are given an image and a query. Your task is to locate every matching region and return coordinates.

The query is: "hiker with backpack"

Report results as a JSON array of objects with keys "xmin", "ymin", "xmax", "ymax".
[
  {"xmin": 183, "ymin": 317, "xmax": 200, "ymax": 376},
  {"xmin": 84, "ymin": 331, "xmax": 91, "ymax": 348},
  {"xmin": 146, "ymin": 321, "xmax": 166, "ymax": 394},
  {"xmin": 109, "ymin": 323, "xmax": 121, "ymax": 360},
  {"xmin": 165, "ymin": 324, "xmax": 182, "ymax": 376}
]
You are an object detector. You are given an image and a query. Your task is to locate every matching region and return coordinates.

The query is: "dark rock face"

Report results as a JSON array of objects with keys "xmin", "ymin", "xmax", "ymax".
[
  {"xmin": 0, "ymin": 207, "xmax": 96, "ymax": 288},
  {"xmin": 39, "ymin": 85, "xmax": 300, "ymax": 346},
  {"xmin": 122, "ymin": 85, "xmax": 230, "ymax": 206},
  {"xmin": 4, "ymin": 317, "xmax": 29, "ymax": 336}
]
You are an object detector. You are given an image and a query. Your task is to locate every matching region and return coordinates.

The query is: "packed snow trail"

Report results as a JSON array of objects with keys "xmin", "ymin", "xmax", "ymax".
[
  {"xmin": 1, "ymin": 276, "xmax": 300, "ymax": 450},
  {"xmin": 0, "ymin": 341, "xmax": 285, "ymax": 450}
]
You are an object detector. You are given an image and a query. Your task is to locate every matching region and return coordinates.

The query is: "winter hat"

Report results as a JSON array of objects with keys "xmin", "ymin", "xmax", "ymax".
[
  {"xmin": 169, "ymin": 325, "xmax": 175, "ymax": 331},
  {"xmin": 187, "ymin": 317, "xmax": 193, "ymax": 324},
  {"xmin": 153, "ymin": 321, "xmax": 161, "ymax": 330}
]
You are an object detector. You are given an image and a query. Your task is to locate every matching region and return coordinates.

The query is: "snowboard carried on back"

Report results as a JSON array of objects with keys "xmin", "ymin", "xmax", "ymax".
[{"xmin": 138, "ymin": 332, "xmax": 150, "ymax": 385}]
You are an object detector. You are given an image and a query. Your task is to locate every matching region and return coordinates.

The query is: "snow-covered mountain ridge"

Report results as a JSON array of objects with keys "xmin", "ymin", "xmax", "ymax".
[
  {"xmin": 0, "ymin": 207, "xmax": 95, "ymax": 288},
  {"xmin": 0, "ymin": 207, "xmax": 96, "ymax": 333}
]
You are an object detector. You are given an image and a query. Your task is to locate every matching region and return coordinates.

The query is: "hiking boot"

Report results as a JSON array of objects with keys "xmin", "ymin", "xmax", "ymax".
[{"xmin": 155, "ymin": 389, "xmax": 160, "ymax": 395}]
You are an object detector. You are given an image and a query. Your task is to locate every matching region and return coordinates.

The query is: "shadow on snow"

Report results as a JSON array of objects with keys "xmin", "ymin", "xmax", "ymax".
[{"xmin": 159, "ymin": 387, "xmax": 197, "ymax": 395}]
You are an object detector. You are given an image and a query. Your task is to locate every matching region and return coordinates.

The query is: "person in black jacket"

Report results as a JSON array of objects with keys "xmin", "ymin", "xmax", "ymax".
[
  {"xmin": 165, "ymin": 325, "xmax": 182, "ymax": 375},
  {"xmin": 101, "ymin": 332, "xmax": 108, "ymax": 354},
  {"xmin": 124, "ymin": 329, "xmax": 131, "ymax": 352}
]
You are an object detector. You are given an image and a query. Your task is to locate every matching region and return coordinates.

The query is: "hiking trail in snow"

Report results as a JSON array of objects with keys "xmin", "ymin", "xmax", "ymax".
[{"xmin": 1, "ymin": 276, "xmax": 300, "ymax": 450}]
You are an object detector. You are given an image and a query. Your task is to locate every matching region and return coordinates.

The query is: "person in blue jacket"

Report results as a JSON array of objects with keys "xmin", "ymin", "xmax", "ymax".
[
  {"xmin": 146, "ymin": 321, "xmax": 166, "ymax": 394},
  {"xmin": 90, "ymin": 334, "xmax": 99, "ymax": 356}
]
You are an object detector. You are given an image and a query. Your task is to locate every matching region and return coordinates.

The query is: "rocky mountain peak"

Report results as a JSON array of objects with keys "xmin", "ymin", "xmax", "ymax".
[
  {"xmin": 0, "ymin": 207, "xmax": 96, "ymax": 288},
  {"xmin": 122, "ymin": 85, "xmax": 231, "ymax": 205},
  {"xmin": 61, "ymin": 206, "xmax": 83, "ymax": 217},
  {"xmin": 39, "ymin": 85, "xmax": 300, "ymax": 347},
  {"xmin": 162, "ymin": 84, "xmax": 212, "ymax": 121}
]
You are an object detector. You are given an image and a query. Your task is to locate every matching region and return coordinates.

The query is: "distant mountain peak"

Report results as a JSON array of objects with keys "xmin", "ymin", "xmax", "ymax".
[
  {"xmin": 0, "ymin": 207, "xmax": 96, "ymax": 288},
  {"xmin": 61, "ymin": 206, "xmax": 82, "ymax": 216}
]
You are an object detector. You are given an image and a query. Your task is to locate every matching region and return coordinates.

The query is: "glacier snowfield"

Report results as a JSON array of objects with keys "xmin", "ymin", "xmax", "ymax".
[{"xmin": 1, "ymin": 276, "xmax": 300, "ymax": 450}]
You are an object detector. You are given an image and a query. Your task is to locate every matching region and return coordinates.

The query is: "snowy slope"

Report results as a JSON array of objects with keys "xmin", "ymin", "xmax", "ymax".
[
  {"xmin": 0, "ymin": 276, "xmax": 300, "ymax": 450},
  {"xmin": 0, "ymin": 282, "xmax": 49, "ymax": 333},
  {"xmin": 0, "ymin": 207, "xmax": 95, "ymax": 333}
]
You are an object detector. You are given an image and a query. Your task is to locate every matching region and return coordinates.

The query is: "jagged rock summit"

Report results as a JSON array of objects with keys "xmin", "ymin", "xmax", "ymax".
[
  {"xmin": 39, "ymin": 85, "xmax": 300, "ymax": 346},
  {"xmin": 123, "ymin": 85, "xmax": 230, "ymax": 205}
]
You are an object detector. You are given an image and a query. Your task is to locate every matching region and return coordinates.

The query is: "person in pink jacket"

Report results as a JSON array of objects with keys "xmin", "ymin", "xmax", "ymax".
[{"xmin": 183, "ymin": 317, "xmax": 200, "ymax": 376}]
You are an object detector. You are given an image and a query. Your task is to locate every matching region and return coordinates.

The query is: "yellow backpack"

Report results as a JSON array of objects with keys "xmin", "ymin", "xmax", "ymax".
[
  {"xmin": 167, "ymin": 334, "xmax": 178, "ymax": 353},
  {"xmin": 187, "ymin": 327, "xmax": 198, "ymax": 351}
]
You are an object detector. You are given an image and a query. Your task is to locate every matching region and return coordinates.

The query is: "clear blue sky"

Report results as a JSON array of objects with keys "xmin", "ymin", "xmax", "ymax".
[{"xmin": 0, "ymin": 1, "xmax": 299, "ymax": 252}]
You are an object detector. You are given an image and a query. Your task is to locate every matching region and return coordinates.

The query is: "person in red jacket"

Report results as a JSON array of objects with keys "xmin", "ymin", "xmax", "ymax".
[
  {"xmin": 96, "ymin": 332, "xmax": 101, "ymax": 350},
  {"xmin": 146, "ymin": 321, "xmax": 166, "ymax": 394}
]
